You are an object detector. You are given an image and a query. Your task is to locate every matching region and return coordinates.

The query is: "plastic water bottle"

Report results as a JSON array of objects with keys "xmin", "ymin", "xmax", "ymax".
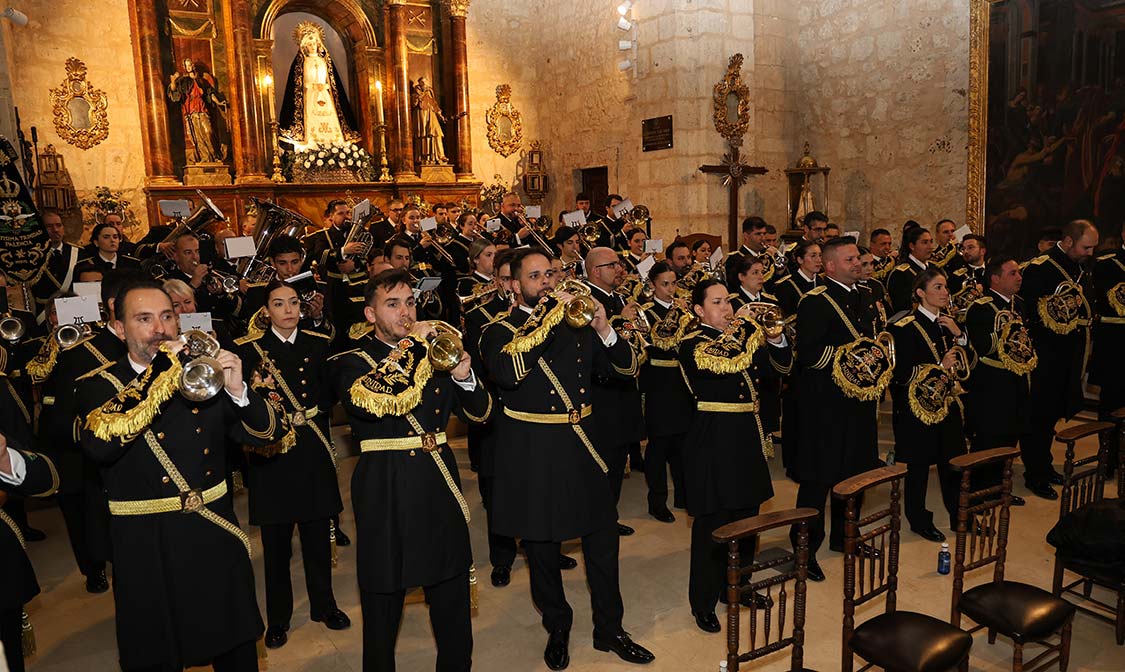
[{"xmin": 937, "ymin": 542, "xmax": 951, "ymax": 575}]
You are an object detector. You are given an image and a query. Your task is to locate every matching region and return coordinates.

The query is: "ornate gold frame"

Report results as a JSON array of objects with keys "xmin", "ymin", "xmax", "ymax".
[
  {"xmin": 965, "ymin": 0, "xmax": 992, "ymax": 234},
  {"xmin": 712, "ymin": 53, "xmax": 751, "ymax": 147},
  {"xmin": 486, "ymin": 84, "xmax": 523, "ymax": 157},
  {"xmin": 48, "ymin": 58, "xmax": 109, "ymax": 151}
]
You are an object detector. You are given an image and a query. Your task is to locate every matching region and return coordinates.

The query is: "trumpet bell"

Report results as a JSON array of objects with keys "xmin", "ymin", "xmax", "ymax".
[
  {"xmin": 180, "ymin": 355, "xmax": 226, "ymax": 402},
  {"xmin": 0, "ymin": 314, "xmax": 25, "ymax": 343},
  {"xmin": 429, "ymin": 333, "xmax": 463, "ymax": 371},
  {"xmin": 54, "ymin": 323, "xmax": 89, "ymax": 348},
  {"xmin": 565, "ymin": 294, "xmax": 596, "ymax": 328}
]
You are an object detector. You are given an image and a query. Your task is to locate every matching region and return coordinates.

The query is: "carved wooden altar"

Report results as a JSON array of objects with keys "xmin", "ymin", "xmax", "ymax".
[{"xmin": 127, "ymin": 0, "xmax": 480, "ymax": 231}]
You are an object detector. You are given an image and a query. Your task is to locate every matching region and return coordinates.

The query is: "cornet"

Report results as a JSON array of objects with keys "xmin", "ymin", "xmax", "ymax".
[
  {"xmin": 553, "ymin": 278, "xmax": 598, "ymax": 328},
  {"xmin": 739, "ymin": 302, "xmax": 786, "ymax": 340},
  {"xmin": 178, "ymin": 329, "xmax": 226, "ymax": 402},
  {"xmin": 54, "ymin": 322, "xmax": 92, "ymax": 348},
  {"xmin": 408, "ymin": 320, "xmax": 465, "ymax": 372},
  {"xmin": 0, "ymin": 312, "xmax": 25, "ymax": 343}
]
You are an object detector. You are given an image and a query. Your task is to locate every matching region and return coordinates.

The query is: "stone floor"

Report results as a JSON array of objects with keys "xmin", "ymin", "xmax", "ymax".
[{"xmin": 17, "ymin": 408, "xmax": 1124, "ymax": 672}]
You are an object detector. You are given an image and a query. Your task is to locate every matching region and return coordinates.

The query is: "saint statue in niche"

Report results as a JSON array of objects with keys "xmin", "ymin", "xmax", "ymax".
[
  {"xmin": 412, "ymin": 77, "xmax": 448, "ymax": 164},
  {"xmin": 167, "ymin": 58, "xmax": 230, "ymax": 164},
  {"xmin": 278, "ymin": 21, "xmax": 359, "ymax": 152}
]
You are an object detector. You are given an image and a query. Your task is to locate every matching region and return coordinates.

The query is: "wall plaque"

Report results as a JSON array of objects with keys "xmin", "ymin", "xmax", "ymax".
[{"xmin": 641, "ymin": 115, "xmax": 673, "ymax": 152}]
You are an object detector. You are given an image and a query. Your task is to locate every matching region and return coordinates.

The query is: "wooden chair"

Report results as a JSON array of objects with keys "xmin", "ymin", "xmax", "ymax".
[
  {"xmin": 949, "ymin": 447, "xmax": 1075, "ymax": 671},
  {"xmin": 712, "ymin": 507, "xmax": 819, "ymax": 671},
  {"xmin": 832, "ymin": 464, "xmax": 972, "ymax": 672},
  {"xmin": 1050, "ymin": 420, "xmax": 1123, "ymax": 645}
]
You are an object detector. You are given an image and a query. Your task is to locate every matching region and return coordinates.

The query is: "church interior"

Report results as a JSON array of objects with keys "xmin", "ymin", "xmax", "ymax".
[{"xmin": 0, "ymin": 0, "xmax": 1123, "ymax": 671}]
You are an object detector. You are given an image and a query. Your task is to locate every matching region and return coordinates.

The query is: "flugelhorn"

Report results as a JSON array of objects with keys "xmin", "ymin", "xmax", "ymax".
[
  {"xmin": 739, "ymin": 302, "xmax": 785, "ymax": 340},
  {"xmin": 178, "ymin": 329, "xmax": 226, "ymax": 402},
  {"xmin": 409, "ymin": 320, "xmax": 464, "ymax": 372},
  {"xmin": 554, "ymin": 278, "xmax": 597, "ymax": 328}
]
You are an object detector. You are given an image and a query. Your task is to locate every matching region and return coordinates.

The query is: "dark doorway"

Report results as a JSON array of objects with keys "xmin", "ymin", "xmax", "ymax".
[{"xmin": 580, "ymin": 166, "xmax": 609, "ymax": 218}]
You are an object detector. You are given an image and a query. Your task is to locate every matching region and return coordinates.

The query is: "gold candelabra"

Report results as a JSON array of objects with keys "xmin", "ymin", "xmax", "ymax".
[
  {"xmin": 270, "ymin": 120, "xmax": 285, "ymax": 184},
  {"xmin": 375, "ymin": 122, "xmax": 393, "ymax": 182}
]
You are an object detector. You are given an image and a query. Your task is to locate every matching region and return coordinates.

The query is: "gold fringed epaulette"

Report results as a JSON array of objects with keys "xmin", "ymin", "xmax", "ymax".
[
  {"xmin": 971, "ymin": 296, "xmax": 993, "ymax": 306},
  {"xmin": 806, "ymin": 285, "xmax": 827, "ymax": 296},
  {"xmin": 893, "ymin": 314, "xmax": 915, "ymax": 328},
  {"xmin": 894, "ymin": 263, "xmax": 911, "ymax": 272},
  {"xmin": 501, "ymin": 298, "xmax": 566, "ymax": 355},
  {"xmin": 245, "ymin": 307, "xmax": 268, "ymax": 338},
  {"xmin": 349, "ymin": 322, "xmax": 374, "ymax": 341},
  {"xmin": 26, "ymin": 338, "xmax": 60, "ymax": 385},
  {"xmin": 348, "ymin": 337, "xmax": 432, "ymax": 417},
  {"xmin": 83, "ymin": 350, "xmax": 182, "ymax": 441},
  {"xmin": 301, "ymin": 329, "xmax": 332, "ymax": 340},
  {"xmin": 233, "ymin": 331, "xmax": 263, "ymax": 346},
  {"xmin": 693, "ymin": 320, "xmax": 764, "ymax": 374},
  {"xmin": 76, "ymin": 360, "xmax": 115, "ymax": 381}
]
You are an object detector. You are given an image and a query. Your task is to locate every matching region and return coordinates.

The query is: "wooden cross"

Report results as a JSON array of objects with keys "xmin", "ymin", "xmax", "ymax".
[{"xmin": 699, "ymin": 143, "xmax": 768, "ymax": 251}]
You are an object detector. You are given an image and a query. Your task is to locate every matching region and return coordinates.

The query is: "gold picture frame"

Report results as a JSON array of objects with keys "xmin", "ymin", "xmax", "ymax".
[
  {"xmin": 965, "ymin": 0, "xmax": 990, "ymax": 234},
  {"xmin": 486, "ymin": 84, "xmax": 523, "ymax": 158},
  {"xmin": 49, "ymin": 58, "xmax": 109, "ymax": 151},
  {"xmin": 712, "ymin": 53, "xmax": 751, "ymax": 147}
]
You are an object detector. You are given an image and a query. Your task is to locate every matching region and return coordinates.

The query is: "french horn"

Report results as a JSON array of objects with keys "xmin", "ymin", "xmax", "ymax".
[{"xmin": 178, "ymin": 329, "xmax": 226, "ymax": 402}]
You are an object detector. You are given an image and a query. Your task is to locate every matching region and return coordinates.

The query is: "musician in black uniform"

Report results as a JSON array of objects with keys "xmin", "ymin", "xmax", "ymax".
[
  {"xmin": 480, "ymin": 248, "xmax": 654, "ymax": 669},
  {"xmin": 788, "ymin": 237, "xmax": 885, "ymax": 581},
  {"xmin": 887, "ymin": 225, "xmax": 934, "ymax": 314},
  {"xmin": 1091, "ymin": 224, "xmax": 1125, "ymax": 472},
  {"xmin": 869, "ymin": 228, "xmax": 896, "ymax": 285},
  {"xmin": 930, "ymin": 219, "xmax": 962, "ymax": 272},
  {"xmin": 665, "ymin": 241, "xmax": 692, "ymax": 278},
  {"xmin": 858, "ymin": 246, "xmax": 889, "ymax": 329},
  {"xmin": 639, "ymin": 261, "xmax": 690, "ymax": 521},
  {"xmin": 680, "ymin": 278, "xmax": 790, "ymax": 632},
  {"xmin": 953, "ymin": 233, "xmax": 988, "ymax": 288},
  {"xmin": 31, "ymin": 209, "xmax": 82, "ymax": 309},
  {"xmin": 241, "ymin": 236, "xmax": 331, "ymax": 334},
  {"xmin": 455, "ymin": 238, "xmax": 497, "ymax": 306},
  {"xmin": 729, "ymin": 255, "xmax": 784, "ymax": 441},
  {"xmin": 495, "ymin": 193, "xmax": 534, "ymax": 245},
  {"xmin": 0, "ymin": 432, "xmax": 59, "ymax": 672},
  {"xmin": 596, "ymin": 194, "xmax": 630, "ymax": 251},
  {"xmin": 621, "ymin": 229, "xmax": 649, "ymax": 274},
  {"xmin": 78, "ymin": 279, "xmax": 289, "ymax": 672},
  {"xmin": 774, "ymin": 240, "xmax": 821, "ymax": 316},
  {"xmin": 302, "ymin": 199, "xmax": 359, "ymax": 274},
  {"xmin": 889, "ymin": 268, "xmax": 971, "ymax": 542},
  {"xmin": 963, "ymin": 256, "xmax": 1033, "ymax": 505},
  {"xmin": 724, "ymin": 216, "xmax": 768, "ymax": 290},
  {"xmin": 81, "ymin": 222, "xmax": 142, "ymax": 273},
  {"xmin": 163, "ymin": 232, "xmax": 242, "ymax": 319},
  {"xmin": 554, "ymin": 226, "xmax": 585, "ymax": 279},
  {"xmin": 331, "ymin": 269, "xmax": 490, "ymax": 672},
  {"xmin": 1018, "ymin": 219, "xmax": 1099, "ymax": 499}
]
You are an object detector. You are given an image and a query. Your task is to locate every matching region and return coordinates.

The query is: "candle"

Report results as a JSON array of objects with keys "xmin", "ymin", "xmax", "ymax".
[
  {"xmin": 262, "ymin": 74, "xmax": 276, "ymax": 123},
  {"xmin": 375, "ymin": 80, "xmax": 385, "ymax": 125}
]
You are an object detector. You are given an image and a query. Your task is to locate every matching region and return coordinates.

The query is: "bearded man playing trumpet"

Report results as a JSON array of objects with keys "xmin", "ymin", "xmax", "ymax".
[
  {"xmin": 330, "ymin": 268, "xmax": 491, "ymax": 672},
  {"xmin": 678, "ymin": 278, "xmax": 790, "ymax": 633}
]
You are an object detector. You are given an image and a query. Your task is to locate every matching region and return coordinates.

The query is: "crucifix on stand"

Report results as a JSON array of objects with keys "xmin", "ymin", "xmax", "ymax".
[{"xmin": 699, "ymin": 53, "xmax": 768, "ymax": 251}]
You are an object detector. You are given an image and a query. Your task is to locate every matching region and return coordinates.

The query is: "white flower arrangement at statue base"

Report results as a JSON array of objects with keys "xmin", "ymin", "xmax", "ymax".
[{"xmin": 284, "ymin": 141, "xmax": 376, "ymax": 183}]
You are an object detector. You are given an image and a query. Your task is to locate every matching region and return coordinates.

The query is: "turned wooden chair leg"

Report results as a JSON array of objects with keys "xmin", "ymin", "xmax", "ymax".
[
  {"xmin": 1059, "ymin": 619, "xmax": 1072, "ymax": 671},
  {"xmin": 1012, "ymin": 643, "xmax": 1024, "ymax": 672},
  {"xmin": 1082, "ymin": 579, "xmax": 1093, "ymax": 598},
  {"xmin": 988, "ymin": 627, "xmax": 997, "ymax": 644},
  {"xmin": 1116, "ymin": 591, "xmax": 1124, "ymax": 646}
]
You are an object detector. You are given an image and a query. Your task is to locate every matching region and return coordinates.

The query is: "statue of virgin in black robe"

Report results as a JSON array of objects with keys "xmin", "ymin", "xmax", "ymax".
[{"xmin": 278, "ymin": 21, "xmax": 359, "ymax": 151}]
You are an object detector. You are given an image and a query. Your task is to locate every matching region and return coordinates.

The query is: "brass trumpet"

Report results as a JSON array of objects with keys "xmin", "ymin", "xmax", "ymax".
[
  {"xmin": 0, "ymin": 312, "xmax": 25, "ymax": 343},
  {"xmin": 458, "ymin": 283, "xmax": 501, "ymax": 307},
  {"xmin": 739, "ymin": 302, "xmax": 786, "ymax": 340},
  {"xmin": 204, "ymin": 266, "xmax": 241, "ymax": 295},
  {"xmin": 554, "ymin": 278, "xmax": 597, "ymax": 328},
  {"xmin": 54, "ymin": 322, "xmax": 92, "ymax": 348},
  {"xmin": 178, "ymin": 329, "xmax": 226, "ymax": 402},
  {"xmin": 410, "ymin": 320, "xmax": 464, "ymax": 372}
]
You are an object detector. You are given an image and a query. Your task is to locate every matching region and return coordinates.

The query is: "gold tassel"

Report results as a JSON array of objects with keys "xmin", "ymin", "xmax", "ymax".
[
  {"xmin": 469, "ymin": 564, "xmax": 479, "ymax": 612},
  {"xmin": 348, "ymin": 352, "xmax": 433, "ymax": 417},
  {"xmin": 693, "ymin": 326, "xmax": 763, "ymax": 374},
  {"xmin": 26, "ymin": 338, "xmax": 59, "ymax": 384},
  {"xmin": 501, "ymin": 298, "xmax": 566, "ymax": 355},
  {"xmin": 84, "ymin": 352, "xmax": 182, "ymax": 441},
  {"xmin": 21, "ymin": 609, "xmax": 35, "ymax": 658},
  {"xmin": 329, "ymin": 519, "xmax": 338, "ymax": 568}
]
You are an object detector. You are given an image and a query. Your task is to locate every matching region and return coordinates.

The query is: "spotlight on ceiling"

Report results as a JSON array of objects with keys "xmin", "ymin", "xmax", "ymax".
[
  {"xmin": 618, "ymin": 40, "xmax": 633, "ymax": 51},
  {"xmin": 617, "ymin": 1, "xmax": 633, "ymax": 16},
  {"xmin": 617, "ymin": 16, "xmax": 632, "ymax": 31},
  {"xmin": 618, "ymin": 59, "xmax": 633, "ymax": 72}
]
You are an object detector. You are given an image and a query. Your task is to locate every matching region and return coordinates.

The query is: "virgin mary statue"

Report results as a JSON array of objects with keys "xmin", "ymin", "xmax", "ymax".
[{"xmin": 278, "ymin": 21, "xmax": 359, "ymax": 151}]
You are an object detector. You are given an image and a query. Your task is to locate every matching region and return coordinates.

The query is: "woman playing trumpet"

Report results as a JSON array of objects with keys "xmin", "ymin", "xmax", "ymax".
[
  {"xmin": 678, "ymin": 278, "xmax": 791, "ymax": 633},
  {"xmin": 888, "ymin": 267, "xmax": 973, "ymax": 543}
]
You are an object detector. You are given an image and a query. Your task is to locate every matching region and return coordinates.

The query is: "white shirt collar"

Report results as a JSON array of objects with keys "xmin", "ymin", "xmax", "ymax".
[
  {"xmin": 741, "ymin": 286, "xmax": 760, "ymax": 302},
  {"xmin": 474, "ymin": 271, "xmax": 493, "ymax": 282},
  {"xmin": 826, "ymin": 275, "xmax": 855, "ymax": 292},
  {"xmin": 1056, "ymin": 241, "xmax": 1067, "ymax": 255},
  {"xmin": 908, "ymin": 254, "xmax": 927, "ymax": 269},
  {"xmin": 654, "ymin": 297, "xmax": 672, "ymax": 309},
  {"xmin": 797, "ymin": 269, "xmax": 817, "ymax": 284},
  {"xmin": 270, "ymin": 325, "xmax": 298, "ymax": 344},
  {"xmin": 587, "ymin": 282, "xmax": 613, "ymax": 298},
  {"xmin": 98, "ymin": 252, "xmax": 117, "ymax": 264},
  {"xmin": 127, "ymin": 355, "xmax": 148, "ymax": 374},
  {"xmin": 969, "ymin": 263, "xmax": 985, "ymax": 271},
  {"xmin": 990, "ymin": 288, "xmax": 1013, "ymax": 303},
  {"xmin": 917, "ymin": 305, "xmax": 939, "ymax": 322}
]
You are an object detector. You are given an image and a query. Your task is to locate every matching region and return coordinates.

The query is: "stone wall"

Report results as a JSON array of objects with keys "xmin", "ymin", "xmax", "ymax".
[{"xmin": 796, "ymin": 0, "xmax": 970, "ymax": 240}]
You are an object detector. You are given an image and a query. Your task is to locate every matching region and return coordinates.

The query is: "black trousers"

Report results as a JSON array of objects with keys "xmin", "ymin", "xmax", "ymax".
[
  {"xmin": 1022, "ymin": 410, "xmax": 1061, "ymax": 486},
  {"xmin": 902, "ymin": 460, "xmax": 960, "ymax": 531},
  {"xmin": 627, "ymin": 441, "xmax": 645, "ymax": 472},
  {"xmin": 359, "ymin": 571, "xmax": 471, "ymax": 672},
  {"xmin": 643, "ymin": 433, "xmax": 685, "ymax": 511},
  {"xmin": 125, "ymin": 638, "xmax": 258, "ymax": 672},
  {"xmin": 606, "ymin": 443, "xmax": 629, "ymax": 505},
  {"xmin": 57, "ymin": 492, "xmax": 105, "ymax": 577},
  {"xmin": 477, "ymin": 472, "xmax": 517, "ymax": 569},
  {"xmin": 790, "ymin": 482, "xmax": 862, "ymax": 555},
  {"xmin": 260, "ymin": 518, "xmax": 336, "ymax": 628},
  {"xmin": 689, "ymin": 507, "xmax": 758, "ymax": 614},
  {"xmin": 523, "ymin": 526, "xmax": 624, "ymax": 637},
  {"xmin": 1, "ymin": 607, "xmax": 23, "ymax": 672}
]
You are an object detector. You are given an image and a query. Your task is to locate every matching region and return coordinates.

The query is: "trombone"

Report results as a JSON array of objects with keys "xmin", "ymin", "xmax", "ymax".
[{"xmin": 420, "ymin": 222, "xmax": 459, "ymax": 267}]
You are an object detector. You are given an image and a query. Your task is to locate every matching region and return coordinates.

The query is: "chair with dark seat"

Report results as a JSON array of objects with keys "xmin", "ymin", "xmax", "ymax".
[
  {"xmin": 1050, "ymin": 420, "xmax": 1123, "ymax": 646},
  {"xmin": 949, "ymin": 446, "xmax": 1075, "ymax": 671},
  {"xmin": 712, "ymin": 507, "xmax": 819, "ymax": 671},
  {"xmin": 832, "ymin": 464, "xmax": 973, "ymax": 672}
]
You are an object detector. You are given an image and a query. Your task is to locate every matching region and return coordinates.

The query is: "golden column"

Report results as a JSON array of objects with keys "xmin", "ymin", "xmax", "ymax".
[
  {"xmin": 445, "ymin": 0, "xmax": 474, "ymax": 181},
  {"xmin": 387, "ymin": 0, "xmax": 416, "ymax": 179},
  {"xmin": 223, "ymin": 0, "xmax": 270, "ymax": 184},
  {"xmin": 127, "ymin": 0, "xmax": 178, "ymax": 185}
]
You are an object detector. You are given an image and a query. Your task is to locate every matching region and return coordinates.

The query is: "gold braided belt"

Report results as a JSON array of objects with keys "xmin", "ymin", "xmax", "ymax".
[
  {"xmin": 647, "ymin": 358, "xmax": 679, "ymax": 368},
  {"xmin": 108, "ymin": 481, "xmax": 227, "ymax": 516},
  {"xmin": 696, "ymin": 400, "xmax": 759, "ymax": 413},
  {"xmin": 360, "ymin": 432, "xmax": 449, "ymax": 453},
  {"xmin": 290, "ymin": 405, "xmax": 318, "ymax": 427},
  {"xmin": 504, "ymin": 405, "xmax": 593, "ymax": 425}
]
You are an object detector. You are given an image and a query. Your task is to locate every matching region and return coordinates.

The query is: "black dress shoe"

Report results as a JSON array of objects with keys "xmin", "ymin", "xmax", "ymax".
[
  {"xmin": 1009, "ymin": 494, "xmax": 1026, "ymax": 507},
  {"xmin": 334, "ymin": 527, "xmax": 351, "ymax": 547},
  {"xmin": 593, "ymin": 632, "xmax": 655, "ymax": 664},
  {"xmin": 1047, "ymin": 471, "xmax": 1065, "ymax": 486},
  {"xmin": 617, "ymin": 523, "xmax": 635, "ymax": 536},
  {"xmin": 1026, "ymin": 482, "xmax": 1058, "ymax": 500},
  {"xmin": 558, "ymin": 554, "xmax": 578, "ymax": 570},
  {"xmin": 693, "ymin": 611, "xmax": 721, "ymax": 633},
  {"xmin": 490, "ymin": 565, "xmax": 511, "ymax": 587},
  {"xmin": 805, "ymin": 557, "xmax": 826, "ymax": 582},
  {"xmin": 313, "ymin": 607, "xmax": 351, "ymax": 630},
  {"xmin": 912, "ymin": 526, "xmax": 946, "ymax": 543},
  {"xmin": 544, "ymin": 629, "xmax": 570, "ymax": 670},
  {"xmin": 264, "ymin": 625, "xmax": 288, "ymax": 649},
  {"xmin": 85, "ymin": 570, "xmax": 109, "ymax": 594},
  {"xmin": 648, "ymin": 507, "xmax": 675, "ymax": 523},
  {"xmin": 829, "ymin": 541, "xmax": 882, "ymax": 558},
  {"xmin": 22, "ymin": 527, "xmax": 46, "ymax": 542},
  {"xmin": 719, "ymin": 590, "xmax": 773, "ymax": 610}
]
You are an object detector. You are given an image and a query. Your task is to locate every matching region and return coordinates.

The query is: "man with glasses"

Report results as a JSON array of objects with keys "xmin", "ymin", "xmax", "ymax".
[{"xmin": 789, "ymin": 211, "xmax": 828, "ymax": 275}]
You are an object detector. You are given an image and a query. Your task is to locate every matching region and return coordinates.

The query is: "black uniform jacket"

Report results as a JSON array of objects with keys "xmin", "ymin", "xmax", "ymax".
[
  {"xmin": 678, "ymin": 323, "xmax": 791, "ymax": 517},
  {"xmin": 1018, "ymin": 245, "xmax": 1093, "ymax": 419},
  {"xmin": 774, "ymin": 270, "xmax": 818, "ymax": 317},
  {"xmin": 481, "ymin": 306, "xmax": 637, "ymax": 542},
  {"xmin": 963, "ymin": 292, "xmax": 1034, "ymax": 438},
  {"xmin": 0, "ymin": 444, "xmax": 58, "ymax": 611},
  {"xmin": 587, "ymin": 282, "xmax": 645, "ymax": 446},
  {"xmin": 235, "ymin": 328, "xmax": 342, "ymax": 526},
  {"xmin": 330, "ymin": 337, "xmax": 491, "ymax": 593},
  {"xmin": 32, "ymin": 241, "xmax": 82, "ymax": 305},
  {"xmin": 888, "ymin": 310, "xmax": 972, "ymax": 465},
  {"xmin": 792, "ymin": 282, "xmax": 882, "ymax": 484},
  {"xmin": 77, "ymin": 354, "xmax": 285, "ymax": 670},
  {"xmin": 1090, "ymin": 247, "xmax": 1125, "ymax": 390},
  {"xmin": 638, "ymin": 300, "xmax": 694, "ymax": 438},
  {"xmin": 302, "ymin": 223, "xmax": 348, "ymax": 275},
  {"xmin": 887, "ymin": 256, "xmax": 930, "ymax": 315}
]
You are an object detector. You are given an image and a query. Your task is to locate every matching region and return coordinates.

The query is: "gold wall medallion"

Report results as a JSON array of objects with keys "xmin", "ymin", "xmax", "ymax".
[
  {"xmin": 711, "ymin": 53, "xmax": 751, "ymax": 147},
  {"xmin": 486, "ymin": 84, "xmax": 523, "ymax": 157},
  {"xmin": 49, "ymin": 58, "xmax": 109, "ymax": 151}
]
